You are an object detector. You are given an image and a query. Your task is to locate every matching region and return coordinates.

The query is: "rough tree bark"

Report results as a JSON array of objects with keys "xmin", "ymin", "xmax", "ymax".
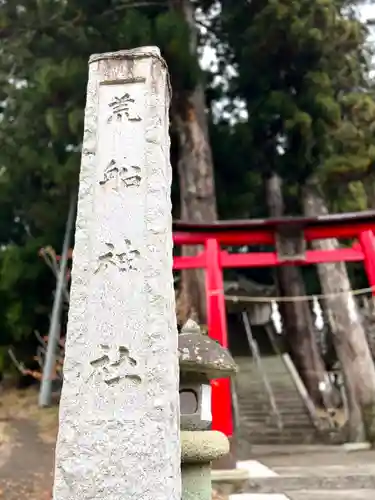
[
  {"xmin": 171, "ymin": 0, "xmax": 218, "ymax": 325},
  {"xmin": 303, "ymin": 177, "xmax": 375, "ymax": 442},
  {"xmin": 363, "ymin": 176, "xmax": 375, "ymax": 210},
  {"xmin": 265, "ymin": 173, "xmax": 330, "ymax": 405}
]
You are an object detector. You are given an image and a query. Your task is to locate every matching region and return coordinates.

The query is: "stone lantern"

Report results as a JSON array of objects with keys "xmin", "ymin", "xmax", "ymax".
[{"xmin": 178, "ymin": 319, "xmax": 237, "ymax": 500}]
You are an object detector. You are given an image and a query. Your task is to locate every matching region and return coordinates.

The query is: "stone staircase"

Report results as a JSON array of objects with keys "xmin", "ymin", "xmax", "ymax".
[{"xmin": 233, "ymin": 356, "xmax": 342, "ymax": 446}]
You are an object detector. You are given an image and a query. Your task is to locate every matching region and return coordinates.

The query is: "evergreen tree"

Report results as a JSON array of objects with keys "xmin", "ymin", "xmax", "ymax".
[{"xmin": 0, "ymin": 0, "xmax": 222, "ymax": 338}]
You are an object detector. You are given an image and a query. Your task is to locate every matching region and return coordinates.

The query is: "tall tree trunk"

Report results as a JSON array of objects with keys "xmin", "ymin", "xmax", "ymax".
[
  {"xmin": 265, "ymin": 173, "xmax": 329, "ymax": 405},
  {"xmin": 363, "ymin": 176, "xmax": 375, "ymax": 210},
  {"xmin": 171, "ymin": 0, "xmax": 217, "ymax": 325},
  {"xmin": 303, "ymin": 177, "xmax": 375, "ymax": 443}
]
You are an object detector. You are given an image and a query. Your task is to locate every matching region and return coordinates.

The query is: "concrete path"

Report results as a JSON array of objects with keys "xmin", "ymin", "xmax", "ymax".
[
  {"xmin": 0, "ymin": 418, "xmax": 53, "ymax": 499},
  {"xmin": 214, "ymin": 445, "xmax": 375, "ymax": 500},
  {"xmin": 230, "ymin": 494, "xmax": 375, "ymax": 500},
  {"xmin": 288, "ymin": 491, "xmax": 375, "ymax": 499}
]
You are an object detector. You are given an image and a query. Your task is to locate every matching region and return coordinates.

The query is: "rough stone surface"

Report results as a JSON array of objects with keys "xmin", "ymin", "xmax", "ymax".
[
  {"xmin": 181, "ymin": 431, "xmax": 229, "ymax": 463},
  {"xmin": 53, "ymin": 47, "xmax": 180, "ymax": 500}
]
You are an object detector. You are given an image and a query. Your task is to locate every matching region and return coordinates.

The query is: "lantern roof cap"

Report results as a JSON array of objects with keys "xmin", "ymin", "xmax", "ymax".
[{"xmin": 178, "ymin": 319, "xmax": 237, "ymax": 379}]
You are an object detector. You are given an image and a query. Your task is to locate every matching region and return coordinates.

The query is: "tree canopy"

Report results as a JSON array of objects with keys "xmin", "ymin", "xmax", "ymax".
[
  {"xmin": 0, "ymin": 0, "xmax": 374, "ymax": 344},
  {"xmin": 219, "ymin": 0, "xmax": 374, "ymax": 191}
]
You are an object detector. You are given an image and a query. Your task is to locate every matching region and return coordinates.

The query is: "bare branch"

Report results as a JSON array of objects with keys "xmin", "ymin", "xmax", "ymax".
[
  {"xmin": 34, "ymin": 330, "xmax": 48, "ymax": 349},
  {"xmin": 39, "ymin": 246, "xmax": 70, "ymax": 303},
  {"xmin": 8, "ymin": 348, "xmax": 27, "ymax": 374},
  {"xmin": 102, "ymin": 0, "xmax": 169, "ymax": 16}
]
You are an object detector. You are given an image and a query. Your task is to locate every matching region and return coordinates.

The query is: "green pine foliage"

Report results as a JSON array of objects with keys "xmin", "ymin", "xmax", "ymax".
[{"xmin": 219, "ymin": 0, "xmax": 374, "ymax": 197}]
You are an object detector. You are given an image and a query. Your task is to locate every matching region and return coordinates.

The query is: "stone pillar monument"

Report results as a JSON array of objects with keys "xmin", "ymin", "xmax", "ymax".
[{"xmin": 53, "ymin": 47, "xmax": 181, "ymax": 500}]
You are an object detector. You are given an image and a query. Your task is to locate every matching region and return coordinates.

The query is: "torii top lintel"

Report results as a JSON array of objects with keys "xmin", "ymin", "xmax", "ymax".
[
  {"xmin": 173, "ymin": 210, "xmax": 375, "ymax": 246},
  {"xmin": 53, "ymin": 210, "xmax": 375, "ymax": 261}
]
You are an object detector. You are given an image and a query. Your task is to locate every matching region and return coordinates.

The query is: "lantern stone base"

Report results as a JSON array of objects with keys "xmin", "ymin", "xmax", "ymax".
[{"xmin": 181, "ymin": 430, "xmax": 230, "ymax": 500}]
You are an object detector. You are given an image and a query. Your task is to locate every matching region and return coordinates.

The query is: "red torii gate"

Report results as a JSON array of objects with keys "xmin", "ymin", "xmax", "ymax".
[
  {"xmin": 173, "ymin": 211, "xmax": 375, "ymax": 437},
  {"xmin": 53, "ymin": 211, "xmax": 375, "ymax": 437}
]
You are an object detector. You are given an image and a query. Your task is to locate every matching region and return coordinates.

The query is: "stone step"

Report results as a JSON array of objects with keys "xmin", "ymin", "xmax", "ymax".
[
  {"xmin": 240, "ymin": 404, "xmax": 309, "ymax": 410},
  {"xmin": 237, "ymin": 384, "xmax": 297, "ymax": 388},
  {"xmin": 240, "ymin": 419, "xmax": 312, "ymax": 426},
  {"xmin": 239, "ymin": 400, "xmax": 305, "ymax": 404},
  {"xmin": 238, "ymin": 396, "xmax": 301, "ymax": 401},
  {"xmin": 241, "ymin": 420, "xmax": 313, "ymax": 428},
  {"xmin": 237, "ymin": 389, "xmax": 297, "ymax": 394},
  {"xmin": 241, "ymin": 424, "xmax": 319, "ymax": 434},
  {"xmin": 241, "ymin": 414, "xmax": 312, "ymax": 421},
  {"xmin": 235, "ymin": 364, "xmax": 289, "ymax": 371},
  {"xmin": 241, "ymin": 418, "xmax": 312, "ymax": 424},
  {"xmin": 237, "ymin": 387, "xmax": 304, "ymax": 393},
  {"xmin": 237, "ymin": 382, "xmax": 295, "ymax": 387},
  {"xmin": 241, "ymin": 423, "xmax": 335, "ymax": 432},
  {"xmin": 239, "ymin": 427, "xmax": 320, "ymax": 434},
  {"xmin": 236, "ymin": 378, "xmax": 293, "ymax": 383},
  {"xmin": 243, "ymin": 436, "xmax": 319, "ymax": 443},
  {"xmin": 247, "ymin": 436, "xmax": 321, "ymax": 445},
  {"xmin": 240, "ymin": 414, "xmax": 311, "ymax": 422},
  {"xmin": 239, "ymin": 416, "xmax": 317, "ymax": 427},
  {"xmin": 245, "ymin": 375, "xmax": 296, "ymax": 378},
  {"xmin": 240, "ymin": 408, "xmax": 311, "ymax": 416},
  {"xmin": 239, "ymin": 408, "xmax": 309, "ymax": 415},
  {"xmin": 241, "ymin": 422, "xmax": 315, "ymax": 428},
  {"xmin": 239, "ymin": 401, "xmax": 307, "ymax": 408},
  {"xmin": 240, "ymin": 410, "xmax": 308, "ymax": 416},
  {"xmin": 241, "ymin": 433, "xmax": 323, "ymax": 442},
  {"xmin": 235, "ymin": 380, "xmax": 297, "ymax": 392},
  {"xmin": 238, "ymin": 388, "xmax": 302, "ymax": 392},
  {"xmin": 240, "ymin": 406, "xmax": 307, "ymax": 412},
  {"xmin": 238, "ymin": 392, "xmax": 303, "ymax": 397},
  {"xmin": 238, "ymin": 390, "xmax": 296, "ymax": 395},
  {"xmin": 239, "ymin": 384, "xmax": 300, "ymax": 388},
  {"xmin": 233, "ymin": 357, "xmax": 339, "ymax": 445},
  {"xmin": 240, "ymin": 398, "xmax": 306, "ymax": 403},
  {"xmin": 242, "ymin": 420, "xmax": 316, "ymax": 426},
  {"xmin": 238, "ymin": 394, "xmax": 306, "ymax": 400},
  {"xmin": 240, "ymin": 403, "xmax": 309, "ymax": 408},
  {"xmin": 241, "ymin": 410, "xmax": 311, "ymax": 417},
  {"xmin": 240, "ymin": 415, "xmax": 313, "ymax": 422},
  {"xmin": 242, "ymin": 429, "xmax": 319, "ymax": 438},
  {"xmin": 247, "ymin": 434, "xmax": 333, "ymax": 443}
]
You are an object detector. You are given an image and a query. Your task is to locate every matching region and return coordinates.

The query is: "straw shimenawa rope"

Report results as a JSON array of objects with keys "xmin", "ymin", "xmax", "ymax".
[{"xmin": 208, "ymin": 286, "xmax": 375, "ymax": 303}]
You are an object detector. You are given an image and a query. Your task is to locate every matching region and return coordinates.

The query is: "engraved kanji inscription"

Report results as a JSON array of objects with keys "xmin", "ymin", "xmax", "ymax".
[
  {"xmin": 99, "ymin": 159, "xmax": 118, "ymax": 186},
  {"xmin": 99, "ymin": 159, "xmax": 141, "ymax": 189},
  {"xmin": 107, "ymin": 93, "xmax": 141, "ymax": 123},
  {"xmin": 123, "ymin": 165, "xmax": 141, "ymax": 187},
  {"xmin": 89, "ymin": 344, "xmax": 141, "ymax": 386},
  {"xmin": 95, "ymin": 239, "xmax": 140, "ymax": 274}
]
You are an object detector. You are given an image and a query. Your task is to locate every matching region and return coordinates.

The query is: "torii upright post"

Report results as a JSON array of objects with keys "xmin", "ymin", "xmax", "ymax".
[
  {"xmin": 359, "ymin": 230, "xmax": 375, "ymax": 301},
  {"xmin": 205, "ymin": 238, "xmax": 233, "ymax": 437},
  {"xmin": 52, "ymin": 47, "xmax": 181, "ymax": 500}
]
